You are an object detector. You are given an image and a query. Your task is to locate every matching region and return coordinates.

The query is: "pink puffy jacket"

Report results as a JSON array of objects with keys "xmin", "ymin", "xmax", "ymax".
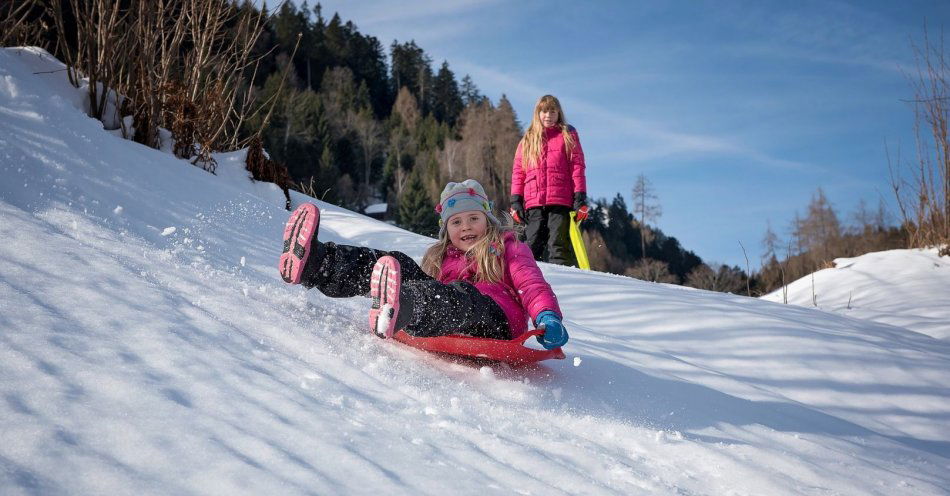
[
  {"xmin": 438, "ymin": 232, "xmax": 562, "ymax": 338},
  {"xmin": 511, "ymin": 126, "xmax": 587, "ymax": 209}
]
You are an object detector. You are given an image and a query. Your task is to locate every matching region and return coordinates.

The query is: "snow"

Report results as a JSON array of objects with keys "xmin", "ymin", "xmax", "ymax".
[
  {"xmin": 1, "ymin": 47, "xmax": 949, "ymax": 495},
  {"xmin": 376, "ymin": 303, "xmax": 394, "ymax": 337},
  {"xmin": 762, "ymin": 249, "xmax": 950, "ymax": 340}
]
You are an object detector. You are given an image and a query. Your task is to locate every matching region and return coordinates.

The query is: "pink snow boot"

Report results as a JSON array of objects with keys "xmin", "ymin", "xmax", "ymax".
[
  {"xmin": 279, "ymin": 203, "xmax": 320, "ymax": 284},
  {"xmin": 369, "ymin": 256, "xmax": 407, "ymax": 338}
]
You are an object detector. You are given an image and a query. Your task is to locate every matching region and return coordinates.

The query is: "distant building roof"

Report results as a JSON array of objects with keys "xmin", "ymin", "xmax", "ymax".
[{"xmin": 365, "ymin": 203, "xmax": 387, "ymax": 215}]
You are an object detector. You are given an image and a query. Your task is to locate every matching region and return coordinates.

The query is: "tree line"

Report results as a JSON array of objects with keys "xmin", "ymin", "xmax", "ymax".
[
  {"xmin": 755, "ymin": 190, "xmax": 907, "ymax": 297},
  {"xmin": 4, "ymin": 1, "xmax": 944, "ymax": 296},
  {"xmin": 242, "ymin": 3, "xmax": 713, "ymax": 280},
  {"xmin": 753, "ymin": 26, "xmax": 949, "ymax": 297},
  {"xmin": 242, "ymin": 1, "xmax": 524, "ymax": 236},
  {"xmin": 4, "ymin": 0, "xmax": 711, "ymax": 280}
]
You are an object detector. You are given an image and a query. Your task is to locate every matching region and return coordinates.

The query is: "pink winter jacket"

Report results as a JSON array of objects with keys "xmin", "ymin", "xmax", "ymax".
[
  {"xmin": 437, "ymin": 232, "xmax": 562, "ymax": 338},
  {"xmin": 511, "ymin": 125, "xmax": 587, "ymax": 209}
]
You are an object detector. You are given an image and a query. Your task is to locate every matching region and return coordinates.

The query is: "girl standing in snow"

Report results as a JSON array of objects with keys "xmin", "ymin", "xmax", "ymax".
[
  {"xmin": 278, "ymin": 179, "xmax": 569, "ymax": 349},
  {"xmin": 510, "ymin": 94, "xmax": 588, "ymax": 267}
]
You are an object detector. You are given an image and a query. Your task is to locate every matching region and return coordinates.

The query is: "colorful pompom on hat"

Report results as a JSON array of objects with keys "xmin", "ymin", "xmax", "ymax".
[{"xmin": 435, "ymin": 179, "xmax": 499, "ymax": 235}]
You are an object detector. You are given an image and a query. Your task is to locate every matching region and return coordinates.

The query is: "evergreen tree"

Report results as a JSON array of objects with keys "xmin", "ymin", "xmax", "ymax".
[
  {"xmin": 316, "ymin": 143, "xmax": 339, "ymax": 204},
  {"xmin": 324, "ymin": 13, "xmax": 348, "ymax": 64},
  {"xmin": 460, "ymin": 74, "xmax": 484, "ymax": 106},
  {"xmin": 605, "ymin": 194, "xmax": 640, "ymax": 261},
  {"xmin": 415, "ymin": 115, "xmax": 445, "ymax": 152},
  {"xmin": 391, "ymin": 40, "xmax": 433, "ymax": 115},
  {"xmin": 585, "ymin": 198, "xmax": 609, "ymax": 232},
  {"xmin": 352, "ymin": 33, "xmax": 392, "ymax": 116},
  {"xmin": 272, "ymin": 2, "xmax": 307, "ymax": 60},
  {"xmin": 432, "ymin": 61, "xmax": 463, "ymax": 127},
  {"xmin": 302, "ymin": 1, "xmax": 324, "ymax": 90},
  {"xmin": 398, "ymin": 170, "xmax": 439, "ymax": 236},
  {"xmin": 280, "ymin": 90, "xmax": 324, "ymax": 182},
  {"xmin": 657, "ymin": 235, "xmax": 701, "ymax": 283}
]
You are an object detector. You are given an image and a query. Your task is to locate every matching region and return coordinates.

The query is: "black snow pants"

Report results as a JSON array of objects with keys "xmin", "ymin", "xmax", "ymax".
[
  {"xmin": 301, "ymin": 242, "xmax": 511, "ymax": 340},
  {"xmin": 524, "ymin": 205, "xmax": 578, "ymax": 267}
]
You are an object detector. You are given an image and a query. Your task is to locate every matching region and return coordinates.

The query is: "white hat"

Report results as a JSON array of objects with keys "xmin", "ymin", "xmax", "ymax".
[{"xmin": 435, "ymin": 179, "xmax": 499, "ymax": 236}]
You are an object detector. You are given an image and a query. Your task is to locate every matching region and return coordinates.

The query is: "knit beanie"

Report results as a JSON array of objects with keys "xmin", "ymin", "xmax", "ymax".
[{"xmin": 435, "ymin": 179, "xmax": 499, "ymax": 236}]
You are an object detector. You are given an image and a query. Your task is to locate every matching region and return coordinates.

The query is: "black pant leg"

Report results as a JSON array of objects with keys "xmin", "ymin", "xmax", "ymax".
[
  {"xmin": 402, "ymin": 280, "xmax": 511, "ymax": 340},
  {"xmin": 387, "ymin": 251, "xmax": 432, "ymax": 283},
  {"xmin": 546, "ymin": 206, "xmax": 578, "ymax": 267},
  {"xmin": 524, "ymin": 207, "xmax": 547, "ymax": 261},
  {"xmin": 303, "ymin": 242, "xmax": 428, "ymax": 297}
]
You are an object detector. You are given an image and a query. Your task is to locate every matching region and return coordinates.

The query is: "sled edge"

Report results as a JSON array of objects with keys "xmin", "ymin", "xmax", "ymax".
[{"xmin": 392, "ymin": 329, "xmax": 565, "ymax": 364}]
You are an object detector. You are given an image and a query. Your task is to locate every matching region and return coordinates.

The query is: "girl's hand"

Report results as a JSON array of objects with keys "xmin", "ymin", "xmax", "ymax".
[
  {"xmin": 535, "ymin": 311, "xmax": 569, "ymax": 349},
  {"xmin": 573, "ymin": 191, "xmax": 587, "ymax": 211},
  {"xmin": 510, "ymin": 194, "xmax": 527, "ymax": 224},
  {"xmin": 573, "ymin": 192, "xmax": 589, "ymax": 221}
]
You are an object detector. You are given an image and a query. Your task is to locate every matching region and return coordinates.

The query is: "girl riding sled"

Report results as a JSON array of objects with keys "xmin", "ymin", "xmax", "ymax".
[
  {"xmin": 510, "ymin": 94, "xmax": 588, "ymax": 267},
  {"xmin": 278, "ymin": 179, "xmax": 569, "ymax": 350}
]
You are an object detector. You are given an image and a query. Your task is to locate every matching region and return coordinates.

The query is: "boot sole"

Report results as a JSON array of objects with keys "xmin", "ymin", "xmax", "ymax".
[
  {"xmin": 279, "ymin": 203, "xmax": 320, "ymax": 284},
  {"xmin": 369, "ymin": 256, "xmax": 401, "ymax": 338}
]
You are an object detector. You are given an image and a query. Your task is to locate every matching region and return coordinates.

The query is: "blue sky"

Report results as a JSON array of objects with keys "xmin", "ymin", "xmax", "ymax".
[{"xmin": 293, "ymin": 0, "xmax": 949, "ymax": 268}]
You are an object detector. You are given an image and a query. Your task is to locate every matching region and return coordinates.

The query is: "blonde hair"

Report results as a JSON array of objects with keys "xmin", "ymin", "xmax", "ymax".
[
  {"xmin": 519, "ymin": 94, "xmax": 576, "ymax": 170},
  {"xmin": 421, "ymin": 212, "xmax": 515, "ymax": 284}
]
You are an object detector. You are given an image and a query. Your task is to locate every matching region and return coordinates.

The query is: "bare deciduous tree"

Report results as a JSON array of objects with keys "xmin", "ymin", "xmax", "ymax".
[
  {"xmin": 762, "ymin": 220, "xmax": 780, "ymax": 265},
  {"xmin": 393, "ymin": 86, "xmax": 420, "ymax": 130},
  {"xmin": 584, "ymin": 230, "xmax": 626, "ymax": 274},
  {"xmin": 686, "ymin": 263, "xmax": 746, "ymax": 293},
  {"xmin": 492, "ymin": 96, "xmax": 521, "ymax": 210},
  {"xmin": 441, "ymin": 138, "xmax": 461, "ymax": 178},
  {"xmin": 388, "ymin": 87, "xmax": 419, "ymax": 199},
  {"xmin": 50, "ymin": 0, "xmax": 129, "ymax": 123},
  {"xmin": 349, "ymin": 106, "xmax": 384, "ymax": 204},
  {"xmin": 433, "ymin": 97, "xmax": 520, "ymax": 212},
  {"xmin": 625, "ymin": 258, "xmax": 677, "ymax": 283},
  {"xmin": 793, "ymin": 188, "xmax": 842, "ymax": 266},
  {"xmin": 890, "ymin": 26, "xmax": 950, "ymax": 254},
  {"xmin": 631, "ymin": 173, "xmax": 661, "ymax": 258}
]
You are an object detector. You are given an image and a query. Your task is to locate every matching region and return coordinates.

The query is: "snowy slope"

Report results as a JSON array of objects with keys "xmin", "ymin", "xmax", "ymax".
[
  {"xmin": 1, "ymin": 47, "xmax": 949, "ymax": 496},
  {"xmin": 762, "ymin": 249, "xmax": 950, "ymax": 340}
]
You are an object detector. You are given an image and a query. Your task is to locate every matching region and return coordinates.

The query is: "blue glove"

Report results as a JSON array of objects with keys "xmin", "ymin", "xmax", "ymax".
[{"xmin": 535, "ymin": 311, "xmax": 569, "ymax": 349}]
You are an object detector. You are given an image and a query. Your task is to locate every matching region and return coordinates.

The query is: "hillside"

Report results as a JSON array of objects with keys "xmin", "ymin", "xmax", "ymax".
[
  {"xmin": 762, "ymin": 249, "xmax": 950, "ymax": 340},
  {"xmin": 1, "ymin": 47, "xmax": 948, "ymax": 495}
]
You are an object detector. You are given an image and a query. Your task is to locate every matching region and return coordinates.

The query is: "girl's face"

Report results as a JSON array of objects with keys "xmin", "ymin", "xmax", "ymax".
[
  {"xmin": 539, "ymin": 108, "xmax": 559, "ymax": 128},
  {"xmin": 447, "ymin": 210, "xmax": 488, "ymax": 251}
]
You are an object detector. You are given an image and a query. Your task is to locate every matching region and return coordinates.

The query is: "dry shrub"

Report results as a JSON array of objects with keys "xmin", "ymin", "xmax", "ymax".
[
  {"xmin": 625, "ymin": 258, "xmax": 678, "ymax": 284},
  {"xmin": 1, "ymin": 0, "xmax": 42, "ymax": 46},
  {"xmin": 246, "ymin": 136, "xmax": 292, "ymax": 210},
  {"xmin": 686, "ymin": 263, "xmax": 746, "ymax": 294},
  {"xmin": 45, "ymin": 0, "xmax": 268, "ymax": 162},
  {"xmin": 162, "ymin": 81, "xmax": 198, "ymax": 160}
]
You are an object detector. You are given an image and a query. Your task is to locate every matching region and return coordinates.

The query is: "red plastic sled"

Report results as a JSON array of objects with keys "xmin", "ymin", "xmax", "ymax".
[{"xmin": 391, "ymin": 329, "xmax": 565, "ymax": 365}]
